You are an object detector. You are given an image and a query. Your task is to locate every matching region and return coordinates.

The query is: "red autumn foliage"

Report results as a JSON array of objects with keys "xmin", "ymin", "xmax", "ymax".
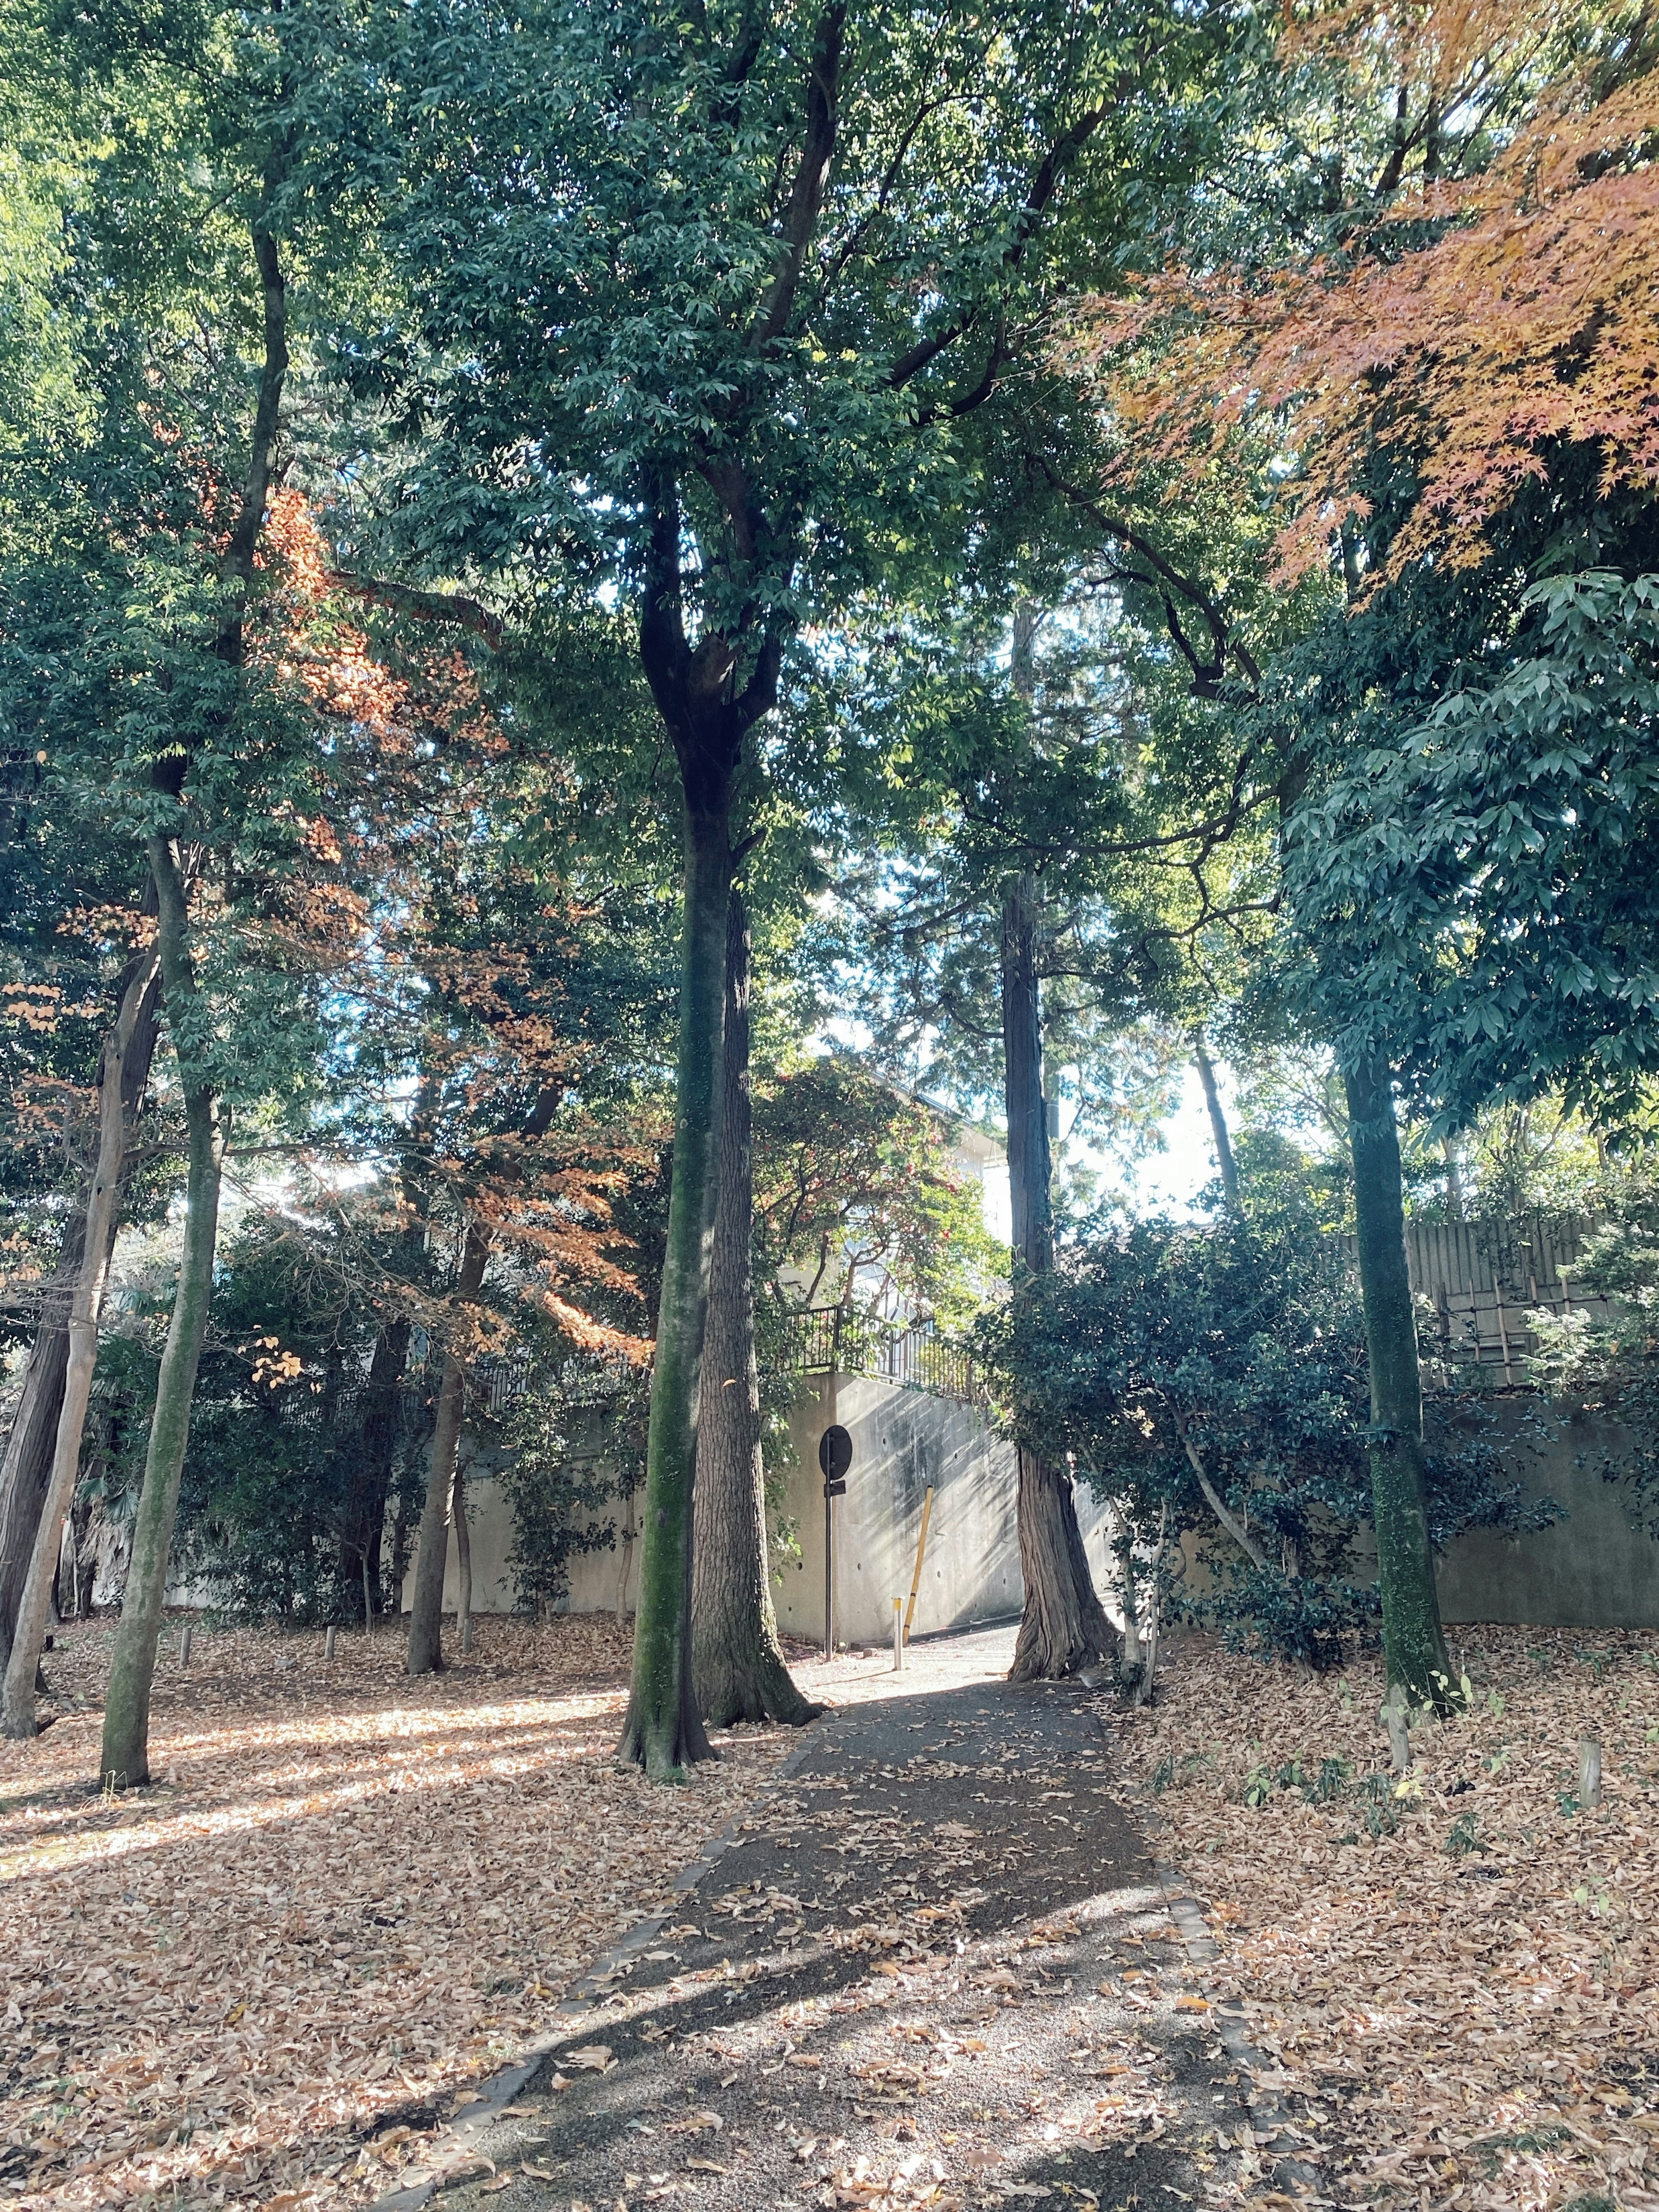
[{"xmin": 1068, "ymin": 0, "xmax": 1659, "ymax": 579}]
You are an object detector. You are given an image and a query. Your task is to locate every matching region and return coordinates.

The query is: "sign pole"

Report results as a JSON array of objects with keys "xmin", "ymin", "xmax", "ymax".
[{"xmin": 817, "ymin": 1420, "xmax": 852, "ymax": 1662}]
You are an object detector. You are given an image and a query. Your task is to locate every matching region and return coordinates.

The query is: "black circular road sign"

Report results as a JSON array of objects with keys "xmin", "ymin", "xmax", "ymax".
[{"xmin": 818, "ymin": 1424, "xmax": 853, "ymax": 1481}]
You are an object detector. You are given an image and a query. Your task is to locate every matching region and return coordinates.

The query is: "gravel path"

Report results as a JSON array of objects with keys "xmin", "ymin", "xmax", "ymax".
[{"xmin": 409, "ymin": 1627, "xmax": 1273, "ymax": 2212}]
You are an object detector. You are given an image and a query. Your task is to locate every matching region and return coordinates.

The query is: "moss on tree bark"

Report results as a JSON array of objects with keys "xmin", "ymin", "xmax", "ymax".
[{"xmin": 691, "ymin": 890, "xmax": 820, "ymax": 1728}]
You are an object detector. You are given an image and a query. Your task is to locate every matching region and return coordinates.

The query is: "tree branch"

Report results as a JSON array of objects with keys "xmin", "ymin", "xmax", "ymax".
[
  {"xmin": 887, "ymin": 109, "xmax": 1102, "ymax": 391},
  {"xmin": 753, "ymin": 3, "xmax": 847, "ymax": 345},
  {"xmin": 1178, "ymin": 1426, "xmax": 1268, "ymax": 1568},
  {"xmin": 322, "ymin": 571, "xmax": 504, "ymax": 650}
]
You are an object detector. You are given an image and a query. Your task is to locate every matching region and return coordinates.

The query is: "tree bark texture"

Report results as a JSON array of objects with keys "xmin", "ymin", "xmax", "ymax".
[
  {"xmin": 1001, "ymin": 871, "xmax": 1117, "ymax": 1684},
  {"xmin": 1343, "ymin": 1054, "xmax": 1455, "ymax": 1710},
  {"xmin": 691, "ymin": 892, "xmax": 820, "ymax": 1728},
  {"xmin": 1194, "ymin": 1044, "xmax": 1240, "ymax": 1206},
  {"xmin": 0, "ymin": 946, "xmax": 162, "ymax": 1670},
  {"xmin": 339, "ymin": 1315, "xmax": 410, "ymax": 1624},
  {"xmin": 618, "ymin": 802, "xmax": 728, "ymax": 1777},
  {"xmin": 452, "ymin": 1457, "xmax": 473, "ymax": 1653},
  {"xmin": 406, "ymin": 1221, "xmax": 489, "ymax": 1677},
  {"xmin": 100, "ymin": 844, "xmax": 228, "ymax": 1788},
  {"xmin": 3, "ymin": 950, "xmax": 159, "ymax": 1735}
]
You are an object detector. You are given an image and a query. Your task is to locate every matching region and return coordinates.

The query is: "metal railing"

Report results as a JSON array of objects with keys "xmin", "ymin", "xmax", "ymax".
[{"xmin": 770, "ymin": 1310, "xmax": 985, "ymax": 1406}]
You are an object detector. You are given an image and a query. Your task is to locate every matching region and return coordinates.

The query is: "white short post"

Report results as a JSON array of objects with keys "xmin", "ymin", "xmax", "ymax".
[
  {"xmin": 179, "ymin": 1621, "xmax": 192, "ymax": 1669},
  {"xmin": 1384, "ymin": 1682, "xmax": 1410, "ymax": 1771},
  {"xmin": 325, "ymin": 1625, "xmax": 337, "ymax": 1663},
  {"xmin": 1580, "ymin": 1735, "xmax": 1602, "ymax": 1809}
]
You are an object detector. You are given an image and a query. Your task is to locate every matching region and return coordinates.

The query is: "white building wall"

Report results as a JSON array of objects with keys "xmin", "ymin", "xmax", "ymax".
[{"xmin": 402, "ymin": 1373, "xmax": 1118, "ymax": 1649}]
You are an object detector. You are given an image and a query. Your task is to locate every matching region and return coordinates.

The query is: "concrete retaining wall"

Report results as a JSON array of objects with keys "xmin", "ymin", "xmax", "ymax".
[
  {"xmin": 1437, "ymin": 1402, "xmax": 1659, "ymax": 1629},
  {"xmin": 400, "ymin": 1372, "xmax": 1120, "ymax": 1643}
]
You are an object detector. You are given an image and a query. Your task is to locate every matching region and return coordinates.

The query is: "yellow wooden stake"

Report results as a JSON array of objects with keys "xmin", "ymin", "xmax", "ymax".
[{"xmin": 903, "ymin": 1486, "xmax": 934, "ymax": 1644}]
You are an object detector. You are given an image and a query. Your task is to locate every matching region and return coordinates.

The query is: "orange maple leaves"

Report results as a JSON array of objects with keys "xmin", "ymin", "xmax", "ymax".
[{"xmin": 1070, "ymin": 0, "xmax": 1659, "ymax": 579}]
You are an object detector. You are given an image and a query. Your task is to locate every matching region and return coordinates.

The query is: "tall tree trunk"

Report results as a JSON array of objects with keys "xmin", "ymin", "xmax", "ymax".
[
  {"xmin": 101, "ymin": 841, "xmax": 228, "ymax": 1788},
  {"xmin": 452, "ymin": 1456, "xmax": 473, "ymax": 1653},
  {"xmin": 406, "ymin": 1222, "xmax": 489, "ymax": 1677},
  {"xmin": 1194, "ymin": 1044, "xmax": 1240, "ymax": 1206},
  {"xmin": 618, "ymin": 798, "xmax": 728, "ymax": 1777},
  {"xmin": 620, "ymin": 467, "xmax": 780, "ymax": 1778},
  {"xmin": 1001, "ymin": 871, "xmax": 1117, "ymax": 1684},
  {"xmin": 339, "ymin": 1315, "xmax": 410, "ymax": 1623},
  {"xmin": 0, "ymin": 944, "xmax": 162, "ymax": 1669},
  {"xmin": 1343, "ymin": 1053, "xmax": 1455, "ymax": 1710},
  {"xmin": 2, "ymin": 950, "xmax": 158, "ymax": 1735},
  {"xmin": 691, "ymin": 891, "xmax": 820, "ymax": 1728}
]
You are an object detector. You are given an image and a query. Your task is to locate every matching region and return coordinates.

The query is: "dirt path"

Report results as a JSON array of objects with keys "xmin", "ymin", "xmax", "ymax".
[{"xmin": 417, "ymin": 1627, "xmax": 1273, "ymax": 2212}]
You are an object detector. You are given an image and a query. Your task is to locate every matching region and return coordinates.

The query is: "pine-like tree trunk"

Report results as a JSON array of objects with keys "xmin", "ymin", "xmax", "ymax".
[
  {"xmin": 0, "ymin": 947, "xmax": 162, "ymax": 1669},
  {"xmin": 1001, "ymin": 871, "xmax": 1117, "ymax": 1685},
  {"xmin": 691, "ymin": 891, "xmax": 820, "ymax": 1728},
  {"xmin": 618, "ymin": 799, "xmax": 728, "ymax": 1777},
  {"xmin": 1343, "ymin": 1053, "xmax": 1455, "ymax": 1710},
  {"xmin": 406, "ymin": 1222, "xmax": 489, "ymax": 1677},
  {"xmin": 100, "ymin": 843, "xmax": 227, "ymax": 1789},
  {"xmin": 1194, "ymin": 1044, "xmax": 1240, "ymax": 1206},
  {"xmin": 3, "ymin": 950, "xmax": 158, "ymax": 1735}
]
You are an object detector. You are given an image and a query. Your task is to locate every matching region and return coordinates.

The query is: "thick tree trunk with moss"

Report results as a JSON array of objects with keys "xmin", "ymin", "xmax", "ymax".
[
  {"xmin": 3, "ymin": 950, "xmax": 159, "ymax": 1735},
  {"xmin": 101, "ymin": 841, "xmax": 227, "ymax": 1788},
  {"xmin": 0, "ymin": 946, "xmax": 162, "ymax": 1672},
  {"xmin": 1001, "ymin": 871, "xmax": 1117, "ymax": 1685},
  {"xmin": 1344, "ymin": 1053, "xmax": 1455, "ymax": 1710},
  {"xmin": 407, "ymin": 1222, "xmax": 490, "ymax": 1677},
  {"xmin": 691, "ymin": 891, "xmax": 820, "ymax": 1728},
  {"xmin": 618, "ymin": 802, "xmax": 728, "ymax": 1776}
]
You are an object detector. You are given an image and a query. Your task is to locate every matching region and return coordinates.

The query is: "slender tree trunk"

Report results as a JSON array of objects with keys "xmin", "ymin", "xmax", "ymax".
[
  {"xmin": 615, "ymin": 1482, "xmax": 636, "ymax": 1622},
  {"xmin": 1194, "ymin": 1044, "xmax": 1240, "ymax": 1206},
  {"xmin": 340, "ymin": 1315, "xmax": 410, "ymax": 1622},
  {"xmin": 0, "ymin": 947, "xmax": 162, "ymax": 1669},
  {"xmin": 1001, "ymin": 871, "xmax": 1116, "ymax": 1684},
  {"xmin": 100, "ymin": 843, "xmax": 227, "ymax": 1788},
  {"xmin": 452, "ymin": 1456, "xmax": 473, "ymax": 1653},
  {"xmin": 3, "ymin": 951, "xmax": 158, "ymax": 1735},
  {"xmin": 691, "ymin": 891, "xmax": 820, "ymax": 1728},
  {"xmin": 1343, "ymin": 1054, "xmax": 1455, "ymax": 1711},
  {"xmin": 406, "ymin": 1222, "xmax": 489, "ymax": 1677},
  {"xmin": 618, "ymin": 799, "xmax": 728, "ymax": 1777}
]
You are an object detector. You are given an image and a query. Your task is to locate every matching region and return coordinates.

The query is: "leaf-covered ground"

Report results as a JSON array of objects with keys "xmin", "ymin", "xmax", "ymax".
[
  {"xmin": 1110, "ymin": 1624, "xmax": 1659, "ymax": 2212},
  {"xmin": 0, "ymin": 1614, "xmax": 810, "ymax": 2212}
]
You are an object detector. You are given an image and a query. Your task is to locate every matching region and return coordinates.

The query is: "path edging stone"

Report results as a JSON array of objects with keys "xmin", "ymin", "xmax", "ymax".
[
  {"xmin": 1096, "ymin": 1697, "xmax": 1325, "ymax": 2202},
  {"xmin": 369, "ymin": 1723, "xmax": 828, "ymax": 2212}
]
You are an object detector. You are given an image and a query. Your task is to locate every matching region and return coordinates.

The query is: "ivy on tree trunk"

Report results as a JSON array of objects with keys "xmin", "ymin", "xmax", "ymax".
[
  {"xmin": 691, "ymin": 890, "xmax": 820, "ymax": 1729},
  {"xmin": 1344, "ymin": 1052, "xmax": 1456, "ymax": 1711}
]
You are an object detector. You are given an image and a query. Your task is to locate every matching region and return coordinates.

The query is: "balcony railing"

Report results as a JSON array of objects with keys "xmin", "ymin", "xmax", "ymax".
[{"xmin": 769, "ymin": 1310, "xmax": 984, "ymax": 1406}]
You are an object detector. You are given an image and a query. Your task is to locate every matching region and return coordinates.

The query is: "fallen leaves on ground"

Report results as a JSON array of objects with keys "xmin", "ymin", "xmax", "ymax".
[
  {"xmin": 0, "ymin": 1614, "xmax": 798, "ymax": 2212},
  {"xmin": 1110, "ymin": 1625, "xmax": 1659, "ymax": 2212}
]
